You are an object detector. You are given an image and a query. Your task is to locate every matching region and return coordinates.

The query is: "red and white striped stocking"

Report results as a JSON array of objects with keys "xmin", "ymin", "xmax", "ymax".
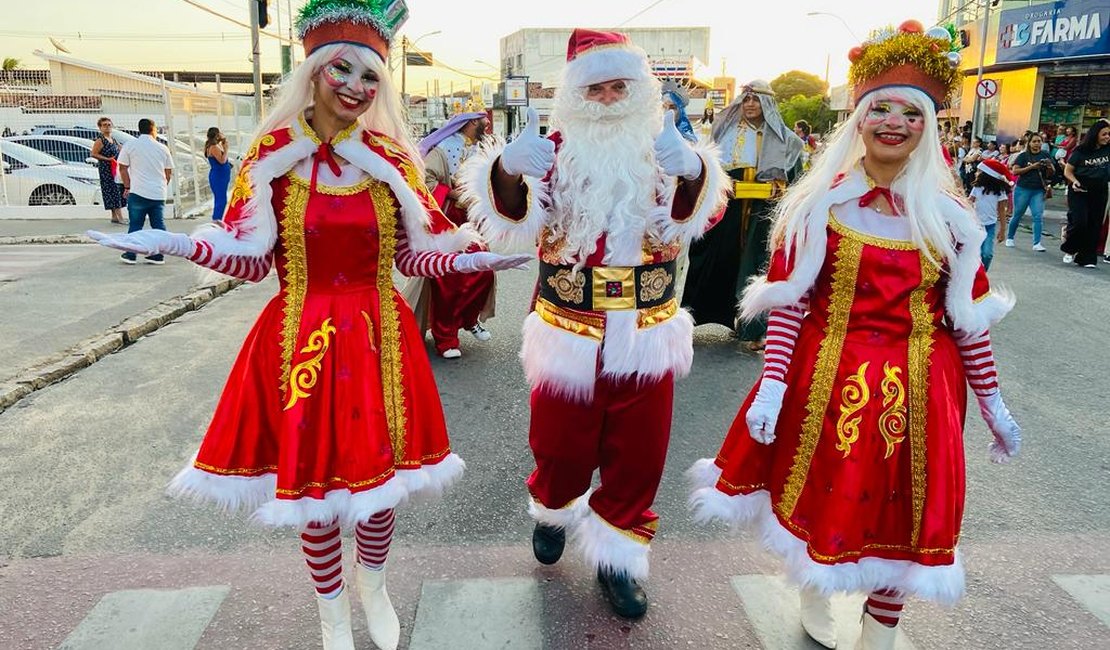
[
  {"xmin": 301, "ymin": 518, "xmax": 344, "ymax": 598},
  {"xmin": 762, "ymin": 296, "xmax": 809, "ymax": 382},
  {"xmin": 355, "ymin": 509, "xmax": 396, "ymax": 570},
  {"xmin": 865, "ymin": 588, "xmax": 905, "ymax": 627}
]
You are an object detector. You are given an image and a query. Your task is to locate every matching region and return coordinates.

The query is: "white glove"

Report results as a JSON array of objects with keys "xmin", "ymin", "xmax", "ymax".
[
  {"xmin": 87, "ymin": 229, "xmax": 194, "ymax": 257},
  {"xmin": 499, "ymin": 107, "xmax": 555, "ymax": 178},
  {"xmin": 746, "ymin": 378, "xmax": 787, "ymax": 445},
  {"xmin": 453, "ymin": 251, "xmax": 532, "ymax": 273},
  {"xmin": 654, "ymin": 110, "xmax": 703, "ymax": 179},
  {"xmin": 976, "ymin": 391, "xmax": 1021, "ymax": 463}
]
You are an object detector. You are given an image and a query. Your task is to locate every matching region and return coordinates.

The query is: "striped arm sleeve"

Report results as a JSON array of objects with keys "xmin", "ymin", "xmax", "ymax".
[
  {"xmin": 187, "ymin": 240, "xmax": 273, "ymax": 282},
  {"xmin": 761, "ymin": 295, "xmax": 808, "ymax": 382},
  {"xmin": 393, "ymin": 224, "xmax": 459, "ymax": 277},
  {"xmin": 956, "ymin": 329, "xmax": 999, "ymax": 396}
]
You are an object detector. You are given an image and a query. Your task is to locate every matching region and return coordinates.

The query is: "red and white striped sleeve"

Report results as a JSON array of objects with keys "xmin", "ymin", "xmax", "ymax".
[
  {"xmin": 761, "ymin": 294, "xmax": 809, "ymax": 383},
  {"xmin": 955, "ymin": 329, "xmax": 999, "ymax": 396},
  {"xmin": 393, "ymin": 223, "xmax": 460, "ymax": 277},
  {"xmin": 187, "ymin": 239, "xmax": 273, "ymax": 282}
]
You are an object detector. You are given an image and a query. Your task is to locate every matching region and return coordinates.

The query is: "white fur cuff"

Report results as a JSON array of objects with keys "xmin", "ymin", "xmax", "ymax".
[
  {"xmin": 458, "ymin": 139, "xmax": 548, "ymax": 253},
  {"xmin": 572, "ymin": 507, "xmax": 652, "ymax": 581},
  {"xmin": 654, "ymin": 139, "xmax": 730, "ymax": 246}
]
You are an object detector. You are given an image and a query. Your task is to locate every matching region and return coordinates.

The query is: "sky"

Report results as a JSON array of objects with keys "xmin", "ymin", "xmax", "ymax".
[{"xmin": 7, "ymin": 0, "xmax": 942, "ymax": 90}]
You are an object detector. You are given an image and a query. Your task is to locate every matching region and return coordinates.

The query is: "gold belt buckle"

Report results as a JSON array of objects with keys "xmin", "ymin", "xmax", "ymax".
[
  {"xmin": 591, "ymin": 266, "xmax": 636, "ymax": 310},
  {"xmin": 733, "ymin": 180, "xmax": 773, "ymax": 199}
]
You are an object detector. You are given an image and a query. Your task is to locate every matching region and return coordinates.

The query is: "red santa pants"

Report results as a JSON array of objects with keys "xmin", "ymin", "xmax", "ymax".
[
  {"xmin": 526, "ymin": 373, "xmax": 674, "ymax": 536},
  {"xmin": 428, "ymin": 269, "xmax": 494, "ymax": 354}
]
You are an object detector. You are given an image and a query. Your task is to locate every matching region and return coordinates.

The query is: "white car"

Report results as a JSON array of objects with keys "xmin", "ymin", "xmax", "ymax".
[{"xmin": 0, "ymin": 141, "xmax": 102, "ymax": 206}]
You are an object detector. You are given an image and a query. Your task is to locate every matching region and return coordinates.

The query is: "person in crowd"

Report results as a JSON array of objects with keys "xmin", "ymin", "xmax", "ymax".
[
  {"xmin": 1057, "ymin": 125, "xmax": 1079, "ymax": 162},
  {"xmin": 795, "ymin": 119, "xmax": 818, "ymax": 171},
  {"xmin": 205, "ymin": 127, "xmax": 233, "ymax": 221},
  {"xmin": 961, "ymin": 136, "xmax": 983, "ymax": 193},
  {"xmin": 460, "ymin": 28, "xmax": 727, "ymax": 619},
  {"xmin": 90, "ymin": 116, "xmax": 125, "ymax": 224},
  {"xmin": 970, "ymin": 159, "xmax": 1011, "ymax": 269},
  {"xmin": 662, "ymin": 84, "xmax": 698, "ymax": 143},
  {"xmin": 1005, "ymin": 132, "xmax": 1054, "ymax": 251},
  {"xmin": 116, "ymin": 118, "xmax": 174, "ymax": 264},
  {"xmin": 404, "ymin": 111, "xmax": 497, "ymax": 358},
  {"xmin": 1007, "ymin": 137, "xmax": 1025, "ymax": 166},
  {"xmin": 1061, "ymin": 119, "xmax": 1110, "ymax": 267},
  {"xmin": 982, "ymin": 139, "xmax": 1000, "ymax": 160},
  {"xmin": 996, "ymin": 142, "xmax": 1014, "ymax": 241},
  {"xmin": 88, "ymin": 2, "xmax": 528, "ymax": 648},
  {"xmin": 682, "ymin": 79, "xmax": 803, "ymax": 351},
  {"xmin": 688, "ymin": 23, "xmax": 1020, "ymax": 650}
]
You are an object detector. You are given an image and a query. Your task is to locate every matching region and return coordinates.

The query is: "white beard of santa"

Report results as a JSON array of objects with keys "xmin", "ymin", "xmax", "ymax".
[{"xmin": 547, "ymin": 79, "xmax": 663, "ymax": 265}]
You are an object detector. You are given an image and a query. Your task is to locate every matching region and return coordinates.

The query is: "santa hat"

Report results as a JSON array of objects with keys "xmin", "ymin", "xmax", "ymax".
[
  {"xmin": 848, "ymin": 20, "xmax": 962, "ymax": 109},
  {"xmin": 561, "ymin": 28, "xmax": 652, "ymax": 89},
  {"xmin": 977, "ymin": 158, "xmax": 1013, "ymax": 182},
  {"xmin": 296, "ymin": 0, "xmax": 408, "ymax": 61}
]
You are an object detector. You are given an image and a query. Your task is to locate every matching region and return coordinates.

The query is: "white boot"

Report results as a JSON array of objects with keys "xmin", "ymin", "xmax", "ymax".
[
  {"xmin": 355, "ymin": 563, "xmax": 401, "ymax": 650},
  {"xmin": 315, "ymin": 587, "xmax": 356, "ymax": 650},
  {"xmin": 855, "ymin": 610, "xmax": 898, "ymax": 650},
  {"xmin": 799, "ymin": 586, "xmax": 837, "ymax": 648}
]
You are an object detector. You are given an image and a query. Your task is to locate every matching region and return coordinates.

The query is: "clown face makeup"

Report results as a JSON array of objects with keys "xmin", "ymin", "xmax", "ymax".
[
  {"xmin": 859, "ymin": 97, "xmax": 925, "ymax": 165},
  {"xmin": 315, "ymin": 55, "xmax": 380, "ymax": 121}
]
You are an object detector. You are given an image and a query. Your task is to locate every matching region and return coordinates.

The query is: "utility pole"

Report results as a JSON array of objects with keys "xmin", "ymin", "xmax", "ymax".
[
  {"xmin": 249, "ymin": 0, "xmax": 264, "ymax": 120},
  {"xmin": 972, "ymin": 0, "xmax": 993, "ymax": 135},
  {"xmin": 401, "ymin": 36, "xmax": 409, "ymax": 97}
]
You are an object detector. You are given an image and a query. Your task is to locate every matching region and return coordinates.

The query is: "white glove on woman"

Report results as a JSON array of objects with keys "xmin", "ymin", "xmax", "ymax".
[
  {"xmin": 453, "ymin": 251, "xmax": 532, "ymax": 273},
  {"xmin": 654, "ymin": 110, "xmax": 703, "ymax": 179},
  {"xmin": 499, "ymin": 107, "xmax": 556, "ymax": 178},
  {"xmin": 87, "ymin": 229, "xmax": 194, "ymax": 257},
  {"xmin": 746, "ymin": 378, "xmax": 787, "ymax": 445},
  {"xmin": 976, "ymin": 391, "xmax": 1021, "ymax": 463}
]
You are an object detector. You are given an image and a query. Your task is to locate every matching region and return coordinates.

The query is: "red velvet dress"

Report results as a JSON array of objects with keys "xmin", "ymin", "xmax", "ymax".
[
  {"xmin": 707, "ymin": 214, "xmax": 978, "ymax": 599},
  {"xmin": 176, "ymin": 167, "xmax": 460, "ymax": 528}
]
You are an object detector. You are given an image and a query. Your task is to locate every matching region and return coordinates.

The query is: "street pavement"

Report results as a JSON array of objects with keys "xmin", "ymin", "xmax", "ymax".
[{"xmin": 0, "ymin": 228, "xmax": 1108, "ymax": 649}]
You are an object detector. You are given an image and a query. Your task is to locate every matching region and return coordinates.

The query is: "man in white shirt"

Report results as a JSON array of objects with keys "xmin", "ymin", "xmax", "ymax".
[{"xmin": 117, "ymin": 118, "xmax": 174, "ymax": 264}]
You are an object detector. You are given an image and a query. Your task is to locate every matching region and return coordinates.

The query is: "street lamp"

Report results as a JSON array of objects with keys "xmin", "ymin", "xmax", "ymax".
[
  {"xmin": 402, "ymin": 29, "xmax": 442, "ymax": 97},
  {"xmin": 806, "ymin": 11, "xmax": 861, "ymax": 42}
]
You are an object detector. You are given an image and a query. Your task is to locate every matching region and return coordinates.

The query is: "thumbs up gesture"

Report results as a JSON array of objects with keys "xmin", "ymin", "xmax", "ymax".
[
  {"xmin": 654, "ymin": 110, "xmax": 703, "ymax": 179},
  {"xmin": 499, "ymin": 107, "xmax": 555, "ymax": 178}
]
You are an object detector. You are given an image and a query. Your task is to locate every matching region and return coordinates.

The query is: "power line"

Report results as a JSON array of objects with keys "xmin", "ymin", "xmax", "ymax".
[
  {"xmin": 179, "ymin": 0, "xmax": 298, "ymax": 44},
  {"xmin": 618, "ymin": 0, "xmax": 670, "ymax": 27}
]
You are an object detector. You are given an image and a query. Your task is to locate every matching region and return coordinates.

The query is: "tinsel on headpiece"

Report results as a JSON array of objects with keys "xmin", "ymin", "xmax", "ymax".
[
  {"xmin": 848, "ymin": 19, "xmax": 962, "ymax": 108},
  {"xmin": 296, "ymin": 0, "xmax": 408, "ymax": 59}
]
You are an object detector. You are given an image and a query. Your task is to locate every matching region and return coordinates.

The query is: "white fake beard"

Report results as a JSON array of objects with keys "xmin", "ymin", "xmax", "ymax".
[{"xmin": 548, "ymin": 82, "xmax": 662, "ymax": 264}]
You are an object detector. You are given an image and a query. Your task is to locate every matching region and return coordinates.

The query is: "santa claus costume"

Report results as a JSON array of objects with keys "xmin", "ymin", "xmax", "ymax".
[
  {"xmin": 460, "ymin": 28, "xmax": 728, "ymax": 618},
  {"xmin": 88, "ymin": 2, "xmax": 527, "ymax": 648},
  {"xmin": 687, "ymin": 23, "xmax": 1023, "ymax": 650}
]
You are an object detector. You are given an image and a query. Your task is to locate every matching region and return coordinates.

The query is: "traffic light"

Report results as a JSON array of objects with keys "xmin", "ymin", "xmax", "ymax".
[{"xmin": 257, "ymin": 1, "xmax": 269, "ymax": 28}]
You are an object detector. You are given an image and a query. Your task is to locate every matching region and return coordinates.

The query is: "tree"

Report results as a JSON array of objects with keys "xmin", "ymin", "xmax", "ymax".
[
  {"xmin": 770, "ymin": 70, "xmax": 827, "ymax": 101},
  {"xmin": 779, "ymin": 94, "xmax": 837, "ymax": 134},
  {"xmin": 2, "ymin": 58, "xmax": 20, "ymax": 71}
]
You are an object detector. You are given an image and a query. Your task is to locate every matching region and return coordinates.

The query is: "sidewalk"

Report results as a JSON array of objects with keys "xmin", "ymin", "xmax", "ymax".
[{"xmin": 0, "ymin": 216, "xmax": 240, "ymax": 410}]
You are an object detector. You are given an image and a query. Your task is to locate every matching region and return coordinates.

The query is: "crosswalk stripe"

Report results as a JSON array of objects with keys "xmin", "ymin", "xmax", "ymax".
[
  {"xmin": 58, "ymin": 585, "xmax": 230, "ymax": 650},
  {"xmin": 730, "ymin": 575, "xmax": 917, "ymax": 649},
  {"xmin": 1052, "ymin": 575, "xmax": 1110, "ymax": 628},
  {"xmin": 409, "ymin": 577, "xmax": 544, "ymax": 650}
]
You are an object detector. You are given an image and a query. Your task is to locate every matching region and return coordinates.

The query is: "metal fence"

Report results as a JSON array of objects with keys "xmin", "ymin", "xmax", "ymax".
[{"xmin": 0, "ymin": 51, "xmax": 256, "ymax": 218}]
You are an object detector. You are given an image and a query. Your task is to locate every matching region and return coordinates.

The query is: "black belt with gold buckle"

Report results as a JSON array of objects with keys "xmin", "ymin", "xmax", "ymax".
[{"xmin": 538, "ymin": 259, "xmax": 676, "ymax": 312}]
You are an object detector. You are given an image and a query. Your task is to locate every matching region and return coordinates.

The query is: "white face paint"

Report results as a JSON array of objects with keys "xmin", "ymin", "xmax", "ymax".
[{"xmin": 317, "ymin": 55, "xmax": 380, "ymax": 119}]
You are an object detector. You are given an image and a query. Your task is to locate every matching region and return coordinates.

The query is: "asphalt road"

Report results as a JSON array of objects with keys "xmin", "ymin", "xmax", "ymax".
[{"xmin": 0, "ymin": 241, "xmax": 1108, "ymax": 649}]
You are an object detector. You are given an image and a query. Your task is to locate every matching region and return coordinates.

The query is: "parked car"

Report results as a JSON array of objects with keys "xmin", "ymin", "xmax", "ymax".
[
  {"xmin": 0, "ymin": 140, "xmax": 102, "ymax": 206},
  {"xmin": 6, "ymin": 135, "xmax": 102, "ymax": 166},
  {"xmin": 34, "ymin": 126, "xmax": 138, "ymax": 147}
]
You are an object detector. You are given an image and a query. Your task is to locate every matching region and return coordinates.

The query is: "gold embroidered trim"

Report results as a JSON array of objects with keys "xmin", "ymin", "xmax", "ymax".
[
  {"xmin": 275, "ymin": 465, "xmax": 395, "ymax": 496},
  {"xmin": 367, "ymin": 132, "xmax": 426, "ymax": 201},
  {"xmin": 298, "ymin": 114, "xmax": 358, "ymax": 147},
  {"xmin": 778, "ymin": 235, "xmax": 863, "ymax": 518},
  {"xmin": 716, "ymin": 476, "xmax": 768, "ymax": 492},
  {"xmin": 778, "ymin": 514, "xmax": 955, "ymax": 562},
  {"xmin": 638, "ymin": 299, "xmax": 678, "ymax": 329},
  {"xmin": 639, "ymin": 267, "xmax": 673, "ymax": 302},
  {"xmin": 394, "ymin": 448, "xmax": 451, "ymax": 467},
  {"xmin": 908, "ymin": 254, "xmax": 939, "ymax": 546},
  {"xmin": 535, "ymin": 298, "xmax": 605, "ymax": 341},
  {"xmin": 973, "ymin": 291, "xmax": 991, "ymax": 304},
  {"xmin": 828, "ymin": 211, "xmax": 918, "ymax": 251},
  {"xmin": 879, "ymin": 362, "xmax": 908, "ymax": 459},
  {"xmin": 194, "ymin": 460, "xmax": 277, "ymax": 476},
  {"xmin": 284, "ymin": 318, "xmax": 337, "ymax": 410},
  {"xmin": 370, "ymin": 180, "xmax": 409, "ymax": 462},
  {"xmin": 599, "ymin": 513, "xmax": 657, "ymax": 545},
  {"xmin": 546, "ymin": 268, "xmax": 586, "ymax": 304},
  {"xmin": 288, "ymin": 172, "xmax": 376, "ymax": 196},
  {"xmin": 835, "ymin": 362, "xmax": 870, "ymax": 457},
  {"xmin": 278, "ymin": 178, "xmax": 311, "ymax": 397},
  {"xmin": 361, "ymin": 311, "xmax": 379, "ymax": 354}
]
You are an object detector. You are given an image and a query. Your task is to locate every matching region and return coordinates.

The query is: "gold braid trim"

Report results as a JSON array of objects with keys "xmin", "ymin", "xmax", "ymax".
[
  {"xmin": 879, "ymin": 362, "xmax": 908, "ymax": 459},
  {"xmin": 278, "ymin": 177, "xmax": 311, "ymax": 397},
  {"xmin": 908, "ymin": 254, "xmax": 939, "ymax": 546},
  {"xmin": 370, "ymin": 180, "xmax": 409, "ymax": 462},
  {"xmin": 778, "ymin": 236, "xmax": 863, "ymax": 519},
  {"xmin": 835, "ymin": 362, "xmax": 871, "ymax": 458},
  {"xmin": 288, "ymin": 172, "xmax": 376, "ymax": 196}
]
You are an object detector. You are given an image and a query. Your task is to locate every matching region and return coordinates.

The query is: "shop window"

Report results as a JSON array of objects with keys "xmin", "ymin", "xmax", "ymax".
[{"xmin": 981, "ymin": 80, "xmax": 1002, "ymax": 138}]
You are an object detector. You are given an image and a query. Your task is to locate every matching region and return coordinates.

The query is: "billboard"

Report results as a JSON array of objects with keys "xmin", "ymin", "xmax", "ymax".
[
  {"xmin": 996, "ymin": 0, "xmax": 1110, "ymax": 64},
  {"xmin": 505, "ymin": 77, "xmax": 529, "ymax": 107}
]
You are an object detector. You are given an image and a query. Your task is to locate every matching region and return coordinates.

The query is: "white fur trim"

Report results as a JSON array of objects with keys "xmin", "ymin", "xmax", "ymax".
[
  {"xmin": 331, "ymin": 132, "xmax": 478, "ymax": 254},
  {"xmin": 941, "ymin": 196, "xmax": 1015, "ymax": 335},
  {"xmin": 457, "ymin": 138, "xmax": 549, "ymax": 253},
  {"xmin": 653, "ymin": 139, "xmax": 730, "ymax": 246},
  {"xmin": 520, "ymin": 311, "xmax": 600, "ymax": 403},
  {"xmin": 528, "ymin": 488, "xmax": 592, "ymax": 530},
  {"xmin": 167, "ymin": 453, "xmax": 465, "ymax": 528},
  {"xmin": 685, "ymin": 457, "xmax": 723, "ymax": 491},
  {"xmin": 688, "ymin": 488, "xmax": 966, "ymax": 605},
  {"xmin": 599, "ymin": 308, "xmax": 694, "ymax": 383},
  {"xmin": 563, "ymin": 47, "xmax": 653, "ymax": 89},
  {"xmin": 572, "ymin": 506, "xmax": 652, "ymax": 581}
]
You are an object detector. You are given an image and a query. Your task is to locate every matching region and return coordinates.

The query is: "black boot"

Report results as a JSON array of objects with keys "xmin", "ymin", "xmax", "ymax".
[
  {"xmin": 597, "ymin": 568, "xmax": 648, "ymax": 619},
  {"xmin": 531, "ymin": 523, "xmax": 565, "ymax": 565}
]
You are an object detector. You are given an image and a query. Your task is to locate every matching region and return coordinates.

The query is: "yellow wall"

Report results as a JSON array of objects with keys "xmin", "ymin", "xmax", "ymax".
[{"xmin": 958, "ymin": 66, "xmax": 1042, "ymax": 143}]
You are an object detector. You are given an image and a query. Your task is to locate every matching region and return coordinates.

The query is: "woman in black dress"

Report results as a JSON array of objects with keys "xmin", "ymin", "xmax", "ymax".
[{"xmin": 90, "ymin": 116, "xmax": 125, "ymax": 223}]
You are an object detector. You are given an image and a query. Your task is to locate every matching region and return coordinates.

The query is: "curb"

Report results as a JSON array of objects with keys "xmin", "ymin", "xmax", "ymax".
[
  {"xmin": 0, "ymin": 234, "xmax": 95, "ymax": 246},
  {"xmin": 0, "ymin": 278, "xmax": 242, "ymax": 414}
]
